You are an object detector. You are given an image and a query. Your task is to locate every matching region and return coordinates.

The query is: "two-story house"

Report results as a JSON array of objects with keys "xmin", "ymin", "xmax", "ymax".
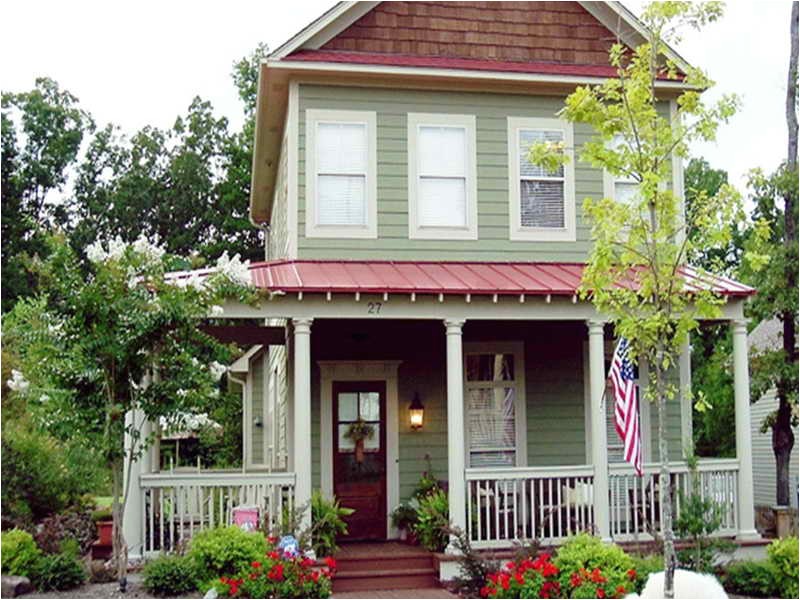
[{"xmin": 124, "ymin": 0, "xmax": 760, "ymax": 584}]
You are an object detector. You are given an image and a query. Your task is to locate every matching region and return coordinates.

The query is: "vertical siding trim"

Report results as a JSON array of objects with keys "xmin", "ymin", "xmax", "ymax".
[
  {"xmin": 287, "ymin": 81, "xmax": 299, "ymax": 259},
  {"xmin": 670, "ymin": 99, "xmax": 686, "ymax": 247}
]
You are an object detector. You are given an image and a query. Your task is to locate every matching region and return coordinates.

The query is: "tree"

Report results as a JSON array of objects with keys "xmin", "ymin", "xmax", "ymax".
[
  {"xmin": 529, "ymin": 2, "xmax": 749, "ymax": 596},
  {"xmin": 1, "ymin": 78, "xmax": 94, "ymax": 311},
  {"xmin": 3, "ymin": 234, "xmax": 256, "ymax": 588},
  {"xmin": 742, "ymin": 1, "xmax": 798, "ymax": 510}
]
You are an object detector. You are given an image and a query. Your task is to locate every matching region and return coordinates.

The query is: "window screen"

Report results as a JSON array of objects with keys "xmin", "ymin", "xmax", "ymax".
[{"xmin": 518, "ymin": 129, "xmax": 565, "ymax": 228}]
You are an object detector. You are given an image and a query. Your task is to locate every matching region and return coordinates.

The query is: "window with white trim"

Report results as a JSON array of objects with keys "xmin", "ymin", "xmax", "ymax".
[
  {"xmin": 305, "ymin": 109, "xmax": 377, "ymax": 238},
  {"xmin": 508, "ymin": 117, "xmax": 575, "ymax": 241},
  {"xmin": 464, "ymin": 342, "xmax": 526, "ymax": 468},
  {"xmin": 408, "ymin": 113, "xmax": 477, "ymax": 240},
  {"xmin": 603, "ymin": 135, "xmax": 641, "ymax": 208}
]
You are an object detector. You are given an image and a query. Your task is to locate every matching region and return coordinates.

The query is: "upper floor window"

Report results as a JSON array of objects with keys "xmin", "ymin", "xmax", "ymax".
[
  {"xmin": 408, "ymin": 113, "xmax": 477, "ymax": 240},
  {"xmin": 305, "ymin": 109, "xmax": 377, "ymax": 239},
  {"xmin": 508, "ymin": 117, "xmax": 575, "ymax": 242},
  {"xmin": 603, "ymin": 135, "xmax": 640, "ymax": 207}
]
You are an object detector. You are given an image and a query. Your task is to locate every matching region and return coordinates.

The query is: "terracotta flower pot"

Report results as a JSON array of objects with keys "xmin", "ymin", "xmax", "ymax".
[{"xmin": 97, "ymin": 520, "xmax": 113, "ymax": 546}]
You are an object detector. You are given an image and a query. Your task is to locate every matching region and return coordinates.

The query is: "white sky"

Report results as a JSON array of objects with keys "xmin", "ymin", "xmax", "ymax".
[{"xmin": 1, "ymin": 1, "xmax": 795, "ymax": 190}]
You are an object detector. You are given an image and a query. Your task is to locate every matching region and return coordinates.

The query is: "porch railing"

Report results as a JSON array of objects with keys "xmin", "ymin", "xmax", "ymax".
[
  {"xmin": 465, "ymin": 459, "xmax": 739, "ymax": 548},
  {"xmin": 609, "ymin": 458, "xmax": 739, "ymax": 541},
  {"xmin": 140, "ymin": 471, "xmax": 295, "ymax": 554},
  {"xmin": 466, "ymin": 465, "xmax": 595, "ymax": 548}
]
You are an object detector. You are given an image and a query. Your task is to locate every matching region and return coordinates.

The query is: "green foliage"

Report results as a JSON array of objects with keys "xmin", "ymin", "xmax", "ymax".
[
  {"xmin": 628, "ymin": 554, "xmax": 664, "ymax": 594},
  {"xmin": 343, "ymin": 419, "xmax": 374, "ymax": 443},
  {"xmin": 1, "ymin": 78, "xmax": 94, "ymax": 311},
  {"xmin": 552, "ymin": 534, "xmax": 634, "ymax": 597},
  {"xmin": 412, "ymin": 454, "xmax": 440, "ymax": 500},
  {"xmin": 675, "ymin": 455, "xmax": 734, "ymax": 571},
  {"xmin": 142, "ymin": 554, "xmax": 199, "ymax": 597},
  {"xmin": 413, "ymin": 489, "xmax": 449, "ymax": 552},
  {"xmin": 187, "ymin": 526, "xmax": 267, "ymax": 587},
  {"xmin": 691, "ymin": 323, "xmax": 735, "ymax": 457},
  {"xmin": 1, "ymin": 529, "xmax": 43, "ymax": 578},
  {"xmin": 767, "ymin": 536, "xmax": 799, "ymax": 599},
  {"xmin": 1, "ymin": 423, "xmax": 105, "ymax": 527},
  {"xmin": 30, "ymin": 551, "xmax": 87, "ymax": 592},
  {"xmin": 723, "ymin": 560, "xmax": 780, "ymax": 598},
  {"xmin": 311, "ymin": 491, "xmax": 353, "ymax": 557}
]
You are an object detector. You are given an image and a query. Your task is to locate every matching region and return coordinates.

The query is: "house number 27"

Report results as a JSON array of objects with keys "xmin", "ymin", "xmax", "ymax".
[{"xmin": 367, "ymin": 302, "xmax": 382, "ymax": 315}]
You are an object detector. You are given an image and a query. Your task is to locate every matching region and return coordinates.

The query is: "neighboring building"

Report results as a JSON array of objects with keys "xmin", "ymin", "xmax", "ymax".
[
  {"xmin": 749, "ymin": 319, "xmax": 799, "ymax": 512},
  {"xmin": 124, "ymin": 1, "xmax": 761, "ymax": 582}
]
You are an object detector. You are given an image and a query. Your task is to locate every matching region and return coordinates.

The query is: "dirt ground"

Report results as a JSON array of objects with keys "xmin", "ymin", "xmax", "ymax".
[{"xmin": 19, "ymin": 574, "xmax": 202, "ymax": 599}]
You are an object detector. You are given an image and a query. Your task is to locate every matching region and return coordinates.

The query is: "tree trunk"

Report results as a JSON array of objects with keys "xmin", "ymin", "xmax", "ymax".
[
  {"xmin": 654, "ymin": 351, "xmax": 677, "ymax": 598},
  {"xmin": 776, "ymin": 0, "xmax": 799, "ymax": 508}
]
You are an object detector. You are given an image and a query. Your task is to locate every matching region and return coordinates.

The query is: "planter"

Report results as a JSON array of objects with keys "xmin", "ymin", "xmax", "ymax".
[{"xmin": 96, "ymin": 520, "xmax": 113, "ymax": 546}]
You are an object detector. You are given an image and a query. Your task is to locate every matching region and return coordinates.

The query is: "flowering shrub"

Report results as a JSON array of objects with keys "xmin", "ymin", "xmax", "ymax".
[
  {"xmin": 553, "ymin": 534, "xmax": 634, "ymax": 599},
  {"xmin": 217, "ymin": 541, "xmax": 335, "ymax": 599},
  {"xmin": 480, "ymin": 554, "xmax": 561, "ymax": 599},
  {"xmin": 567, "ymin": 566, "xmax": 635, "ymax": 599}
]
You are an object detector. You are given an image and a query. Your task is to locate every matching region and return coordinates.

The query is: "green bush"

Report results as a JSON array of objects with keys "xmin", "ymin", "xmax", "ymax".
[
  {"xmin": 187, "ymin": 526, "xmax": 267, "ymax": 586},
  {"xmin": 767, "ymin": 536, "xmax": 799, "ymax": 599},
  {"xmin": 30, "ymin": 551, "xmax": 86, "ymax": 592},
  {"xmin": 723, "ymin": 560, "xmax": 780, "ymax": 598},
  {"xmin": 628, "ymin": 554, "xmax": 664, "ymax": 593},
  {"xmin": 1, "ymin": 424, "xmax": 106, "ymax": 527},
  {"xmin": 553, "ymin": 534, "xmax": 635, "ymax": 598},
  {"xmin": 413, "ymin": 489, "xmax": 449, "ymax": 552},
  {"xmin": 1, "ymin": 529, "xmax": 42, "ymax": 578},
  {"xmin": 311, "ymin": 491, "xmax": 353, "ymax": 557},
  {"xmin": 143, "ymin": 554, "xmax": 199, "ymax": 597}
]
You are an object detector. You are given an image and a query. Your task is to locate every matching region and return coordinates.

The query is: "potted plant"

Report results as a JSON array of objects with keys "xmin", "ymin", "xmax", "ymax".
[
  {"xmin": 92, "ymin": 507, "xmax": 114, "ymax": 546},
  {"xmin": 391, "ymin": 502, "xmax": 419, "ymax": 543},
  {"xmin": 344, "ymin": 419, "xmax": 374, "ymax": 463}
]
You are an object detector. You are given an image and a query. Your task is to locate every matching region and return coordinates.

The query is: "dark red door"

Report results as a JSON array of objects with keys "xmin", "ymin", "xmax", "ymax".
[{"xmin": 332, "ymin": 381, "xmax": 387, "ymax": 541}]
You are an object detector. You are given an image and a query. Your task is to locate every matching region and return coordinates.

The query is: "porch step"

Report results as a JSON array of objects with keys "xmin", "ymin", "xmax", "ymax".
[{"xmin": 332, "ymin": 543, "xmax": 439, "ymax": 592}]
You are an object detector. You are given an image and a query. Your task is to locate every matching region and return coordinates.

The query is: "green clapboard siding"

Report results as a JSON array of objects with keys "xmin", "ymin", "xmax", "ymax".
[{"xmin": 297, "ymin": 84, "xmax": 600, "ymax": 262}]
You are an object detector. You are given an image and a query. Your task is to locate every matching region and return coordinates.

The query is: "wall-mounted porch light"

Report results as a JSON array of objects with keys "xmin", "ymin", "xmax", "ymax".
[{"xmin": 409, "ymin": 392, "xmax": 424, "ymax": 430}]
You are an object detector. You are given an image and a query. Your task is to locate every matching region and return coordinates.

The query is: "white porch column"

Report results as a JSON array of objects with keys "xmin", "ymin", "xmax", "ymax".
[
  {"xmin": 445, "ymin": 319, "xmax": 466, "ymax": 552},
  {"xmin": 122, "ymin": 408, "xmax": 149, "ymax": 559},
  {"xmin": 732, "ymin": 319, "xmax": 759, "ymax": 539},
  {"xmin": 587, "ymin": 319, "xmax": 611, "ymax": 540},
  {"xmin": 292, "ymin": 318, "xmax": 313, "ymax": 531},
  {"xmin": 679, "ymin": 337, "xmax": 693, "ymax": 457}
]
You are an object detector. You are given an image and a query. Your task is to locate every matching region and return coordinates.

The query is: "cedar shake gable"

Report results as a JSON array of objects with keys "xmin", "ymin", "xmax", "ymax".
[{"xmin": 314, "ymin": 1, "xmax": 623, "ymax": 66}]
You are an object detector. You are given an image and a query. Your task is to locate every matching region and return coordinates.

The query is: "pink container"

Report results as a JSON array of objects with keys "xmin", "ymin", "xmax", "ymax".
[{"xmin": 233, "ymin": 506, "xmax": 260, "ymax": 532}]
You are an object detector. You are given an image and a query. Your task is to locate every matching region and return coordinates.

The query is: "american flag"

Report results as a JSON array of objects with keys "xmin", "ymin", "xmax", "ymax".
[{"xmin": 608, "ymin": 337, "xmax": 643, "ymax": 476}]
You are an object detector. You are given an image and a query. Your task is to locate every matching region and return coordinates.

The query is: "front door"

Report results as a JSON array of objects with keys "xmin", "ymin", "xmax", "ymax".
[{"xmin": 332, "ymin": 381, "xmax": 387, "ymax": 541}]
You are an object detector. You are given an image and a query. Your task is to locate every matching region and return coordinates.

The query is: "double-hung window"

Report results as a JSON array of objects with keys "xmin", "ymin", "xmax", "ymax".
[
  {"xmin": 408, "ymin": 113, "xmax": 477, "ymax": 240},
  {"xmin": 508, "ymin": 117, "xmax": 575, "ymax": 241},
  {"xmin": 603, "ymin": 135, "xmax": 641, "ymax": 208},
  {"xmin": 305, "ymin": 109, "xmax": 377, "ymax": 238},
  {"xmin": 464, "ymin": 342, "xmax": 526, "ymax": 468}
]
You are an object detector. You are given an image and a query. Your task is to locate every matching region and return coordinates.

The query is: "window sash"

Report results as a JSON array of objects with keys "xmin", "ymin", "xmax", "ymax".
[
  {"xmin": 416, "ymin": 124, "xmax": 468, "ymax": 229},
  {"xmin": 517, "ymin": 128, "xmax": 566, "ymax": 229}
]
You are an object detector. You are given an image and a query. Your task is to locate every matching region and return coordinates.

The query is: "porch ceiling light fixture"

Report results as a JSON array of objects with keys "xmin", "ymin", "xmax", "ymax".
[{"xmin": 409, "ymin": 392, "xmax": 424, "ymax": 430}]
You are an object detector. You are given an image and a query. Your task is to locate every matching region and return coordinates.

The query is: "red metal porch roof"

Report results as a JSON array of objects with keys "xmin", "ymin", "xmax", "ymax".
[{"xmin": 241, "ymin": 260, "xmax": 754, "ymax": 298}]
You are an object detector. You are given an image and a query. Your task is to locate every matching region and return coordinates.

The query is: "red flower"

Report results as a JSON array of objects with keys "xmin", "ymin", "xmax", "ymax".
[
  {"xmin": 542, "ymin": 562, "xmax": 559, "ymax": 577},
  {"xmin": 251, "ymin": 561, "xmax": 261, "ymax": 569},
  {"xmin": 301, "ymin": 557, "xmax": 315, "ymax": 568},
  {"xmin": 514, "ymin": 571, "xmax": 524, "ymax": 585},
  {"xmin": 616, "ymin": 584, "xmax": 628, "ymax": 597},
  {"xmin": 500, "ymin": 573, "xmax": 510, "ymax": 591},
  {"xmin": 590, "ymin": 568, "xmax": 607, "ymax": 584},
  {"xmin": 312, "ymin": 571, "xmax": 321, "ymax": 583},
  {"xmin": 571, "ymin": 573, "xmax": 583, "ymax": 588},
  {"xmin": 480, "ymin": 585, "xmax": 490, "ymax": 598},
  {"xmin": 505, "ymin": 561, "xmax": 516, "ymax": 571},
  {"xmin": 627, "ymin": 569, "xmax": 637, "ymax": 581},
  {"xmin": 268, "ymin": 563, "xmax": 284, "ymax": 581},
  {"xmin": 488, "ymin": 573, "xmax": 500, "ymax": 585},
  {"xmin": 324, "ymin": 556, "xmax": 337, "ymax": 570},
  {"xmin": 597, "ymin": 588, "xmax": 606, "ymax": 599},
  {"xmin": 268, "ymin": 550, "xmax": 280, "ymax": 560},
  {"xmin": 267, "ymin": 535, "xmax": 278, "ymax": 544}
]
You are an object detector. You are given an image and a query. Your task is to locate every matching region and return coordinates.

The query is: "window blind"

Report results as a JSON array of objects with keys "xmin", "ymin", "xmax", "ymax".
[
  {"xmin": 518, "ymin": 129, "xmax": 565, "ymax": 228},
  {"xmin": 316, "ymin": 122, "xmax": 368, "ymax": 226},
  {"xmin": 417, "ymin": 125, "xmax": 467, "ymax": 228}
]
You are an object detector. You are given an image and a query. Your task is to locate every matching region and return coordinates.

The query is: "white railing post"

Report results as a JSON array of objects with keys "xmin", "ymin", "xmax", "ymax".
[
  {"xmin": 123, "ymin": 407, "xmax": 148, "ymax": 560},
  {"xmin": 293, "ymin": 318, "xmax": 314, "ymax": 533},
  {"xmin": 679, "ymin": 337, "xmax": 693, "ymax": 457},
  {"xmin": 731, "ymin": 319, "xmax": 759, "ymax": 540},
  {"xmin": 587, "ymin": 319, "xmax": 611, "ymax": 540},
  {"xmin": 445, "ymin": 319, "xmax": 467, "ymax": 553}
]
